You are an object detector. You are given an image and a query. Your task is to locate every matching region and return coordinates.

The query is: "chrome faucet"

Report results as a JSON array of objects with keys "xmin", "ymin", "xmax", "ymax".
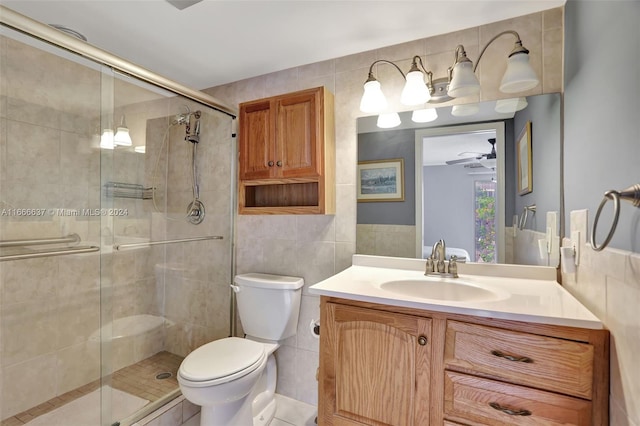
[
  {"xmin": 425, "ymin": 239, "xmax": 458, "ymax": 278},
  {"xmin": 432, "ymin": 239, "xmax": 446, "ymax": 273}
]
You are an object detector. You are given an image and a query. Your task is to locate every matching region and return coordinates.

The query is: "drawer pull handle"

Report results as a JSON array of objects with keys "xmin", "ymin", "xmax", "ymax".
[
  {"xmin": 489, "ymin": 402, "xmax": 532, "ymax": 416},
  {"xmin": 268, "ymin": 161, "xmax": 274, "ymax": 167},
  {"xmin": 418, "ymin": 336, "xmax": 428, "ymax": 346},
  {"xmin": 491, "ymin": 350, "xmax": 533, "ymax": 363}
]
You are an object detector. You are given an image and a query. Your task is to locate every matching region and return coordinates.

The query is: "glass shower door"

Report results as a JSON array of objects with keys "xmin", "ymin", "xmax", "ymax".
[{"xmin": 1, "ymin": 20, "xmax": 234, "ymax": 426}]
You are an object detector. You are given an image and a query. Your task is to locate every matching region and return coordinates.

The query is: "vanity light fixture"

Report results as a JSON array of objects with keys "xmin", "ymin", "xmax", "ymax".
[
  {"xmin": 411, "ymin": 108, "xmax": 438, "ymax": 123},
  {"xmin": 100, "ymin": 127, "xmax": 114, "ymax": 150},
  {"xmin": 114, "ymin": 115, "xmax": 132, "ymax": 146},
  {"xmin": 495, "ymin": 97, "xmax": 528, "ymax": 113},
  {"xmin": 359, "ymin": 30, "xmax": 539, "ymax": 113},
  {"xmin": 376, "ymin": 112, "xmax": 401, "ymax": 129},
  {"xmin": 451, "ymin": 103, "xmax": 480, "ymax": 117}
]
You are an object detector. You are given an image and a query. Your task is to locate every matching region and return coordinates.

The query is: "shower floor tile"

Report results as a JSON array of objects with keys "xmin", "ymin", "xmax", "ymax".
[{"xmin": 1, "ymin": 351, "xmax": 184, "ymax": 426}]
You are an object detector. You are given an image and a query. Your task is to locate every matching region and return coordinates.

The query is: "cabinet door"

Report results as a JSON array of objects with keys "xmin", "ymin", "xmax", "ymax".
[
  {"xmin": 239, "ymin": 100, "xmax": 274, "ymax": 180},
  {"xmin": 275, "ymin": 90, "xmax": 321, "ymax": 178},
  {"xmin": 323, "ymin": 303, "xmax": 431, "ymax": 425}
]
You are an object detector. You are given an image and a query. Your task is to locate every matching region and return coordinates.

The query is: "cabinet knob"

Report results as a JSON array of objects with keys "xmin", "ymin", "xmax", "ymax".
[
  {"xmin": 418, "ymin": 336, "xmax": 428, "ymax": 346},
  {"xmin": 268, "ymin": 161, "xmax": 274, "ymax": 167},
  {"xmin": 276, "ymin": 160, "xmax": 282, "ymax": 167}
]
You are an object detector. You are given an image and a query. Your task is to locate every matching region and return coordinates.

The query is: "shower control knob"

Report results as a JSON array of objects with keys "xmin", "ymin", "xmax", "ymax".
[
  {"xmin": 268, "ymin": 161, "xmax": 274, "ymax": 167},
  {"xmin": 276, "ymin": 161, "xmax": 282, "ymax": 167}
]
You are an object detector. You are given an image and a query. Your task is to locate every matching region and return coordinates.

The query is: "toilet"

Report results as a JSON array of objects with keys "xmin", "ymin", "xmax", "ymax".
[{"xmin": 178, "ymin": 273, "xmax": 304, "ymax": 426}]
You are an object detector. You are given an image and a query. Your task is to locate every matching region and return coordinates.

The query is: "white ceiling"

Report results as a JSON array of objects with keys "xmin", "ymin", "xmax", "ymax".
[{"xmin": 2, "ymin": 0, "xmax": 565, "ymax": 91}]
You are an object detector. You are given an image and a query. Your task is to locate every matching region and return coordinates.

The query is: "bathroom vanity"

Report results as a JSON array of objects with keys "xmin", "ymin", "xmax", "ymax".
[{"xmin": 310, "ymin": 255, "xmax": 609, "ymax": 426}]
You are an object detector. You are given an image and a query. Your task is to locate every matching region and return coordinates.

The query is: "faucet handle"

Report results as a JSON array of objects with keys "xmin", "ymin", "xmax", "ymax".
[
  {"xmin": 425, "ymin": 256, "xmax": 434, "ymax": 275},
  {"xmin": 448, "ymin": 255, "xmax": 459, "ymax": 278}
]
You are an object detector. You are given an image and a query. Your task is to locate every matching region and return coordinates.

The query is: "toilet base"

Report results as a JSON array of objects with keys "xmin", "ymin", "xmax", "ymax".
[{"xmin": 253, "ymin": 398, "xmax": 276, "ymax": 426}]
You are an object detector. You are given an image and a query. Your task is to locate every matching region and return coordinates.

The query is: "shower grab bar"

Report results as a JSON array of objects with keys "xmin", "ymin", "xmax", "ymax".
[
  {"xmin": 590, "ymin": 184, "xmax": 640, "ymax": 251},
  {"xmin": 0, "ymin": 233, "xmax": 81, "ymax": 248},
  {"xmin": 114, "ymin": 235, "xmax": 223, "ymax": 251},
  {"xmin": 0, "ymin": 245, "xmax": 100, "ymax": 262}
]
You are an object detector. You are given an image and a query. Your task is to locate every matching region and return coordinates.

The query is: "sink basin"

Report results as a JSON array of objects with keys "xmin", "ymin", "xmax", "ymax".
[{"xmin": 379, "ymin": 278, "xmax": 507, "ymax": 302}]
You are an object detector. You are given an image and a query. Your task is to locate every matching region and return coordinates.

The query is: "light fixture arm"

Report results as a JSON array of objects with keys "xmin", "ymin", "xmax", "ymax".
[
  {"xmin": 447, "ymin": 45, "xmax": 473, "ymax": 81},
  {"xmin": 364, "ymin": 59, "xmax": 406, "ymax": 83},
  {"xmin": 473, "ymin": 30, "xmax": 528, "ymax": 72},
  {"xmin": 408, "ymin": 55, "xmax": 434, "ymax": 90}
]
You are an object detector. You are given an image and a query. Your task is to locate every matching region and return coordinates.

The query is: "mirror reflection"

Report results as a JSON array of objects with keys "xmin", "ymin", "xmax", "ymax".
[{"xmin": 356, "ymin": 93, "xmax": 561, "ymax": 267}]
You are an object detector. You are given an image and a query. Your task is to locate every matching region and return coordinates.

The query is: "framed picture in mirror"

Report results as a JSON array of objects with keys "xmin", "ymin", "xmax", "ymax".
[
  {"xmin": 517, "ymin": 121, "xmax": 533, "ymax": 195},
  {"xmin": 357, "ymin": 158, "xmax": 405, "ymax": 202}
]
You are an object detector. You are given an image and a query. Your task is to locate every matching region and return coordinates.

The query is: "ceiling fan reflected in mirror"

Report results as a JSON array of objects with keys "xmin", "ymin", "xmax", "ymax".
[{"xmin": 446, "ymin": 138, "xmax": 497, "ymax": 169}]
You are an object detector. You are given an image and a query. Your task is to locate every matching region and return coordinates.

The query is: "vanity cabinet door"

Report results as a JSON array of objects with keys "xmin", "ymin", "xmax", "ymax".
[{"xmin": 320, "ymin": 303, "xmax": 432, "ymax": 426}]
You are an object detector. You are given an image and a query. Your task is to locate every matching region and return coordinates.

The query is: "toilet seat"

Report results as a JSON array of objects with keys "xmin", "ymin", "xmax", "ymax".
[{"xmin": 178, "ymin": 337, "xmax": 266, "ymax": 388}]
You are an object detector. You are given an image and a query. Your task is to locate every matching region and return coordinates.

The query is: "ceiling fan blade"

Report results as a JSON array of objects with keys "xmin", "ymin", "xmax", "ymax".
[{"xmin": 446, "ymin": 157, "xmax": 476, "ymax": 165}]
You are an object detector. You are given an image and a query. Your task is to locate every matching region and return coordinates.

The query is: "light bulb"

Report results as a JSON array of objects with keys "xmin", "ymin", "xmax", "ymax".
[
  {"xmin": 360, "ymin": 80, "xmax": 388, "ymax": 113},
  {"xmin": 100, "ymin": 129, "xmax": 114, "ymax": 150},
  {"xmin": 376, "ymin": 112, "xmax": 401, "ymax": 129},
  {"xmin": 114, "ymin": 127, "xmax": 132, "ymax": 146},
  {"xmin": 499, "ymin": 52, "xmax": 539, "ymax": 93},
  {"xmin": 411, "ymin": 108, "xmax": 438, "ymax": 123},
  {"xmin": 401, "ymin": 70, "xmax": 431, "ymax": 106},
  {"xmin": 451, "ymin": 103, "xmax": 480, "ymax": 117},
  {"xmin": 448, "ymin": 61, "xmax": 480, "ymax": 98}
]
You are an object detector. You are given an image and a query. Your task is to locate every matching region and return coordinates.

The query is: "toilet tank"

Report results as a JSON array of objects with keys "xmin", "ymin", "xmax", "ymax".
[{"xmin": 234, "ymin": 273, "xmax": 304, "ymax": 341}]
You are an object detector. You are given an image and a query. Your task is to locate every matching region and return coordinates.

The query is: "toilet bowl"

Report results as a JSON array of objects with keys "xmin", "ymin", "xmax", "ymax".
[{"xmin": 178, "ymin": 273, "xmax": 304, "ymax": 426}]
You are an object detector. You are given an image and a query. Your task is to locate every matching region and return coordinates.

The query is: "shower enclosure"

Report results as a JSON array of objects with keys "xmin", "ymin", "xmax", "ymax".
[{"xmin": 0, "ymin": 7, "xmax": 236, "ymax": 426}]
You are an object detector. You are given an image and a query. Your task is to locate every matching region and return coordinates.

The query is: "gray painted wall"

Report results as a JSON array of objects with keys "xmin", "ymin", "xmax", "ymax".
[
  {"xmin": 513, "ymin": 94, "xmax": 562, "ymax": 233},
  {"xmin": 564, "ymin": 0, "xmax": 640, "ymax": 252},
  {"xmin": 357, "ymin": 129, "xmax": 415, "ymax": 225}
]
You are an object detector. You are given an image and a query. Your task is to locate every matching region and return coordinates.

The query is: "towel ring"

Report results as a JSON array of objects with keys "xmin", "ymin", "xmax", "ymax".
[
  {"xmin": 590, "ymin": 190, "xmax": 620, "ymax": 251},
  {"xmin": 590, "ymin": 184, "xmax": 640, "ymax": 251}
]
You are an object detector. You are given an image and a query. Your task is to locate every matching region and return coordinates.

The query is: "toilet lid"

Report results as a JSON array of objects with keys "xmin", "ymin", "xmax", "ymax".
[{"xmin": 179, "ymin": 337, "xmax": 265, "ymax": 382}]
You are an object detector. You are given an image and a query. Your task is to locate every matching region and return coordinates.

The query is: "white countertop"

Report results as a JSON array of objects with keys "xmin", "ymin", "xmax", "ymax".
[{"xmin": 309, "ymin": 255, "xmax": 603, "ymax": 330}]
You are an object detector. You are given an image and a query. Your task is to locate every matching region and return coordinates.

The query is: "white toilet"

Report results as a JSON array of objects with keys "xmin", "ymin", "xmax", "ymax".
[{"xmin": 178, "ymin": 272, "xmax": 304, "ymax": 426}]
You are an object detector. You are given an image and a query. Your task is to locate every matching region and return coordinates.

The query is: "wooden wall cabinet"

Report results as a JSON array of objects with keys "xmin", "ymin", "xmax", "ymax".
[
  {"xmin": 238, "ymin": 86, "xmax": 335, "ymax": 214},
  {"xmin": 319, "ymin": 297, "xmax": 609, "ymax": 426}
]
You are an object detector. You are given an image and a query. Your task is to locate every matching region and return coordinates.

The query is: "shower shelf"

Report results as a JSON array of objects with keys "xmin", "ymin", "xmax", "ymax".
[{"xmin": 104, "ymin": 182, "xmax": 153, "ymax": 200}]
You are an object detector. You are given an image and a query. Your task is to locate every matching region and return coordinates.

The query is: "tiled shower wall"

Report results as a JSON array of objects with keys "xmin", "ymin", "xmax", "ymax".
[{"xmin": 204, "ymin": 8, "xmax": 563, "ymax": 405}]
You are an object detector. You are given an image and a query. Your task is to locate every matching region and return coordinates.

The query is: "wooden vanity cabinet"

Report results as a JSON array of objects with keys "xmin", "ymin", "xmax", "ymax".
[
  {"xmin": 318, "ymin": 297, "xmax": 609, "ymax": 426},
  {"xmin": 238, "ymin": 86, "xmax": 335, "ymax": 214},
  {"xmin": 320, "ymin": 301, "xmax": 432, "ymax": 425}
]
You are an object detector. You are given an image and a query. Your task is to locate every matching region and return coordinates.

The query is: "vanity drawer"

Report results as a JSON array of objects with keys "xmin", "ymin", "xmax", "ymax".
[
  {"xmin": 444, "ymin": 372, "xmax": 592, "ymax": 426},
  {"xmin": 444, "ymin": 321, "xmax": 594, "ymax": 399}
]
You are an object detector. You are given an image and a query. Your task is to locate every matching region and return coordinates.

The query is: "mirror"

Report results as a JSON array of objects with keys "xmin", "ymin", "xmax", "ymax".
[{"xmin": 356, "ymin": 93, "xmax": 561, "ymax": 267}]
